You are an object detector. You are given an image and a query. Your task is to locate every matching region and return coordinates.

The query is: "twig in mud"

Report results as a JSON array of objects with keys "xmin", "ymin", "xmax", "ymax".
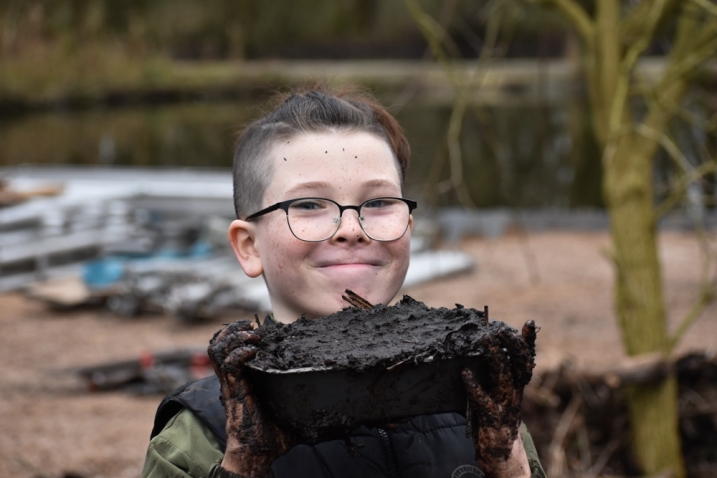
[
  {"xmin": 386, "ymin": 358, "xmax": 412, "ymax": 371},
  {"xmin": 341, "ymin": 289, "xmax": 374, "ymax": 310}
]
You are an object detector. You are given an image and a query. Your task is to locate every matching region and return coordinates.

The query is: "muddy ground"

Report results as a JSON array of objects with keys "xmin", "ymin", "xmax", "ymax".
[{"xmin": 1, "ymin": 231, "xmax": 715, "ymax": 478}]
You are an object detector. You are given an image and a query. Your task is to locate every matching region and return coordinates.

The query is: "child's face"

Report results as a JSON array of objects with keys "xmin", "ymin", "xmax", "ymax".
[{"xmin": 229, "ymin": 131, "xmax": 412, "ymax": 322}]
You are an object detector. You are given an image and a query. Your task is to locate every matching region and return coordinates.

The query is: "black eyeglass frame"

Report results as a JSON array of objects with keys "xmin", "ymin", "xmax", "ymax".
[{"xmin": 244, "ymin": 196, "xmax": 418, "ymax": 242}]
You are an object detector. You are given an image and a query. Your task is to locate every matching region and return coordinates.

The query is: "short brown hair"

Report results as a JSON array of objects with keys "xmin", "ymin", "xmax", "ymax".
[{"xmin": 232, "ymin": 87, "xmax": 410, "ymax": 219}]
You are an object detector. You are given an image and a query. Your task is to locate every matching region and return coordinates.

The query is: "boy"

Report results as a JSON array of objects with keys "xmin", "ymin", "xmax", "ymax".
[{"xmin": 142, "ymin": 89, "xmax": 545, "ymax": 478}]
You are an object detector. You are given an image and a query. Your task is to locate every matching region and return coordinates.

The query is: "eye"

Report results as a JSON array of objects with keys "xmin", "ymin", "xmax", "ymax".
[
  {"xmin": 363, "ymin": 198, "xmax": 390, "ymax": 209},
  {"xmin": 290, "ymin": 199, "xmax": 328, "ymax": 211}
]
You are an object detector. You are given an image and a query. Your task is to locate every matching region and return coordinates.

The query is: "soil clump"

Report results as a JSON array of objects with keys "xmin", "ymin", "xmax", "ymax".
[
  {"xmin": 242, "ymin": 295, "xmax": 536, "ymax": 442},
  {"xmin": 250, "ymin": 295, "xmax": 532, "ymax": 379}
]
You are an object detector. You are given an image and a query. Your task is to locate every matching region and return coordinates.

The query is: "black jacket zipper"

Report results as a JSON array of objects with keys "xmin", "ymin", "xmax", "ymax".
[{"xmin": 377, "ymin": 428, "xmax": 399, "ymax": 478}]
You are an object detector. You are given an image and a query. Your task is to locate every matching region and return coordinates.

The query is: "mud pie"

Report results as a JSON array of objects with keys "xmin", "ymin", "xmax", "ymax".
[{"xmin": 242, "ymin": 295, "xmax": 536, "ymax": 442}]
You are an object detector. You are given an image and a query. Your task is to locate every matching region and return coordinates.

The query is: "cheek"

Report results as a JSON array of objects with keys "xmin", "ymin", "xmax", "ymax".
[
  {"xmin": 393, "ymin": 236, "xmax": 412, "ymax": 261},
  {"xmin": 384, "ymin": 238, "xmax": 412, "ymax": 276},
  {"xmin": 262, "ymin": 223, "xmax": 313, "ymax": 272}
]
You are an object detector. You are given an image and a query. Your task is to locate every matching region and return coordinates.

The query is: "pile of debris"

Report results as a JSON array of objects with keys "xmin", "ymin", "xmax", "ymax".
[
  {"xmin": 73, "ymin": 346, "xmax": 214, "ymax": 395},
  {"xmin": 0, "ymin": 166, "xmax": 474, "ymax": 321},
  {"xmin": 522, "ymin": 351, "xmax": 717, "ymax": 478}
]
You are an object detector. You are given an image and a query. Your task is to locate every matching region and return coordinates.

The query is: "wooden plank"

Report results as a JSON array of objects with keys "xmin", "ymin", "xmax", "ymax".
[
  {"xmin": 25, "ymin": 276, "xmax": 94, "ymax": 307},
  {"xmin": 0, "ymin": 263, "xmax": 82, "ymax": 291},
  {"xmin": 0, "ymin": 227, "xmax": 131, "ymax": 264}
]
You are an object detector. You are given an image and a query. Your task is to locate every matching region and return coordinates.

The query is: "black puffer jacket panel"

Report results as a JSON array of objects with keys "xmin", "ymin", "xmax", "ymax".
[{"xmin": 151, "ymin": 375, "xmax": 544, "ymax": 478}]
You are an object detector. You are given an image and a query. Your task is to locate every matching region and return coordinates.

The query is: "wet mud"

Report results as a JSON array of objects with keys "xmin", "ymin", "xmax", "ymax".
[
  {"xmin": 250, "ymin": 295, "xmax": 526, "ymax": 373},
  {"xmin": 241, "ymin": 296, "xmax": 536, "ymax": 442}
]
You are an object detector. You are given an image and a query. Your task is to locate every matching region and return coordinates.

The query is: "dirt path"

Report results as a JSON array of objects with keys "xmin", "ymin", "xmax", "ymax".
[{"xmin": 1, "ymin": 231, "xmax": 715, "ymax": 477}]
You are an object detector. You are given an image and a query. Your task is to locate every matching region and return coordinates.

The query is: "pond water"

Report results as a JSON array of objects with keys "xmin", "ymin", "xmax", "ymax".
[{"xmin": 0, "ymin": 98, "xmax": 603, "ymax": 209}]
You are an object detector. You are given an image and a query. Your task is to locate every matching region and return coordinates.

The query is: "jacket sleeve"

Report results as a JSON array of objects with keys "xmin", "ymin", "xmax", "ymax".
[
  {"xmin": 521, "ymin": 423, "xmax": 547, "ymax": 478},
  {"xmin": 142, "ymin": 408, "xmax": 224, "ymax": 478}
]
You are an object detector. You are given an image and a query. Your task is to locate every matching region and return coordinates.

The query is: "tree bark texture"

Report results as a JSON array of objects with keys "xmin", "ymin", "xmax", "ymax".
[
  {"xmin": 626, "ymin": 376, "xmax": 684, "ymax": 477},
  {"xmin": 603, "ymin": 129, "xmax": 685, "ymax": 478},
  {"xmin": 591, "ymin": 2, "xmax": 689, "ymax": 476}
]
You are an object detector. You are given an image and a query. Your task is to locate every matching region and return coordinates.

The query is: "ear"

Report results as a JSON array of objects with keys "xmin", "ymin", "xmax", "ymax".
[{"xmin": 228, "ymin": 220, "xmax": 263, "ymax": 278}]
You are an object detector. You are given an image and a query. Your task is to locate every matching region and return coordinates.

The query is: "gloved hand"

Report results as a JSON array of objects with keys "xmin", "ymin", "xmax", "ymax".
[
  {"xmin": 208, "ymin": 320, "xmax": 295, "ymax": 477},
  {"xmin": 462, "ymin": 320, "xmax": 538, "ymax": 478}
]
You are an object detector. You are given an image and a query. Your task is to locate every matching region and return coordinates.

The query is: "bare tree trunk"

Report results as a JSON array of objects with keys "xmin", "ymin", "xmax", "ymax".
[
  {"xmin": 604, "ymin": 128, "xmax": 685, "ymax": 477},
  {"xmin": 587, "ymin": 1, "xmax": 695, "ymax": 473}
]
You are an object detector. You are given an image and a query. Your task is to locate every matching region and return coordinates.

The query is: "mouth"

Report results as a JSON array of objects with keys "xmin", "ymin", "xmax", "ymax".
[
  {"xmin": 313, "ymin": 255, "xmax": 386, "ymax": 268},
  {"xmin": 317, "ymin": 262, "xmax": 381, "ymax": 269}
]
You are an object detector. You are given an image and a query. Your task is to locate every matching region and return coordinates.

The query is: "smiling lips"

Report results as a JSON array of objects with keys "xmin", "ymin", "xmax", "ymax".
[{"xmin": 313, "ymin": 255, "xmax": 386, "ymax": 268}]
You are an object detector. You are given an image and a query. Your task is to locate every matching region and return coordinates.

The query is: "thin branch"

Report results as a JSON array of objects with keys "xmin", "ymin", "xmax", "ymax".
[
  {"xmin": 656, "ymin": 35, "xmax": 717, "ymax": 92},
  {"xmin": 547, "ymin": 395, "xmax": 581, "ymax": 477},
  {"xmin": 442, "ymin": 0, "xmax": 510, "ymax": 208},
  {"xmin": 668, "ymin": 154, "xmax": 717, "ymax": 352},
  {"xmin": 630, "ymin": 122, "xmax": 717, "ymax": 218},
  {"xmin": 480, "ymin": 0, "xmax": 504, "ymax": 61},
  {"xmin": 402, "ymin": 0, "xmax": 464, "ymax": 85},
  {"xmin": 642, "ymin": 3, "xmax": 717, "ymax": 107},
  {"xmin": 404, "ymin": 0, "xmax": 510, "ymax": 208},
  {"xmin": 692, "ymin": 0, "xmax": 717, "ymax": 17},
  {"xmin": 392, "ymin": 0, "xmax": 458, "ymax": 113},
  {"xmin": 633, "ymin": 123, "xmax": 692, "ymax": 171},
  {"xmin": 608, "ymin": 0, "xmax": 671, "ymax": 135},
  {"xmin": 446, "ymin": 94, "xmax": 476, "ymax": 207},
  {"xmin": 529, "ymin": 0, "xmax": 595, "ymax": 50},
  {"xmin": 420, "ymin": 149, "xmax": 448, "ymax": 207},
  {"xmin": 341, "ymin": 289, "xmax": 374, "ymax": 310},
  {"xmin": 668, "ymin": 282, "xmax": 716, "ymax": 353},
  {"xmin": 585, "ymin": 437, "xmax": 621, "ymax": 478},
  {"xmin": 653, "ymin": 94, "xmax": 717, "ymax": 137},
  {"xmin": 621, "ymin": 0, "xmax": 678, "ymax": 41},
  {"xmin": 655, "ymin": 160, "xmax": 717, "ymax": 218}
]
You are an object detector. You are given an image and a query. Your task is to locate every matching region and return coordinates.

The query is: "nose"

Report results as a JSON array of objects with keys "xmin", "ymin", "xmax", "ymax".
[{"xmin": 330, "ymin": 209, "xmax": 370, "ymax": 244}]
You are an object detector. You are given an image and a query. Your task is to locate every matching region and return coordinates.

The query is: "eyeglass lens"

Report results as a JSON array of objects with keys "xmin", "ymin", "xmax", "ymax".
[{"xmin": 286, "ymin": 198, "xmax": 411, "ymax": 242}]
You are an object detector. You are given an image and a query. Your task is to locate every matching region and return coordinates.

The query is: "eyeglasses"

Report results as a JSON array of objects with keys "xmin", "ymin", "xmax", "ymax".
[{"xmin": 245, "ymin": 197, "xmax": 417, "ymax": 242}]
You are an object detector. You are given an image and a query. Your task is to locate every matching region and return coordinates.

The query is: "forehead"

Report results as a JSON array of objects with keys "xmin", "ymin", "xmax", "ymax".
[{"xmin": 263, "ymin": 131, "xmax": 402, "ymax": 202}]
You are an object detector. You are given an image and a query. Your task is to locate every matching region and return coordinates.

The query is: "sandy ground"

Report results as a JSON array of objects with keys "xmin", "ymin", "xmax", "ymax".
[{"xmin": 0, "ymin": 230, "xmax": 715, "ymax": 478}]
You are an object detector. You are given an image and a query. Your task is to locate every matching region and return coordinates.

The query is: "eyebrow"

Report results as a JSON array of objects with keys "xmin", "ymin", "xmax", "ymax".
[
  {"xmin": 284, "ymin": 181, "xmax": 333, "ymax": 195},
  {"xmin": 361, "ymin": 179, "xmax": 401, "ymax": 190}
]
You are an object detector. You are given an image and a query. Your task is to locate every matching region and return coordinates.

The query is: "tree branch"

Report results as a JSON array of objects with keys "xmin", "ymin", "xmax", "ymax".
[
  {"xmin": 634, "ymin": 123, "xmax": 691, "ymax": 171},
  {"xmin": 402, "ymin": 0, "xmax": 462, "ymax": 75},
  {"xmin": 630, "ymin": 122, "xmax": 717, "ymax": 218},
  {"xmin": 692, "ymin": 0, "xmax": 717, "ymax": 17},
  {"xmin": 622, "ymin": 0, "xmax": 683, "ymax": 43},
  {"xmin": 657, "ymin": 37, "xmax": 717, "ymax": 92},
  {"xmin": 608, "ymin": 0, "xmax": 672, "ymax": 135},
  {"xmin": 656, "ymin": 5, "xmax": 717, "ymax": 92},
  {"xmin": 668, "ymin": 275, "xmax": 716, "ymax": 354},
  {"xmin": 655, "ymin": 160, "xmax": 717, "ymax": 218},
  {"xmin": 528, "ymin": 0, "xmax": 595, "ymax": 50},
  {"xmin": 651, "ymin": 93, "xmax": 717, "ymax": 137},
  {"xmin": 446, "ymin": 94, "xmax": 476, "ymax": 208},
  {"xmin": 404, "ymin": 0, "xmax": 512, "ymax": 208}
]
